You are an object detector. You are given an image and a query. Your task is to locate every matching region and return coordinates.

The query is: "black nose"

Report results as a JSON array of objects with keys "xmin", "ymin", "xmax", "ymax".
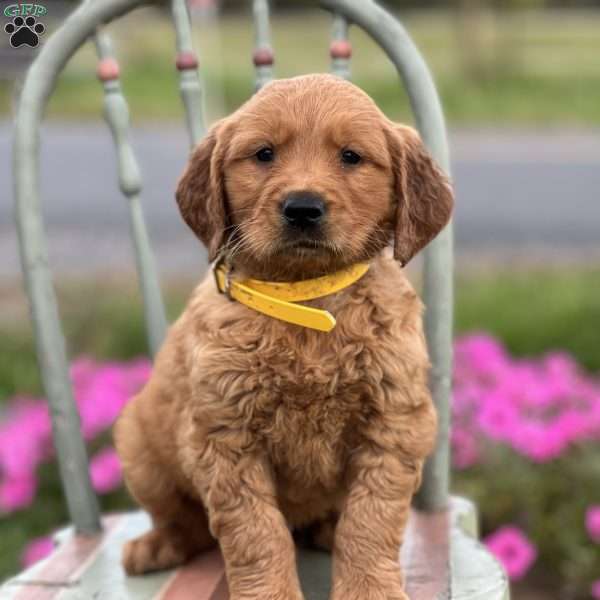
[{"xmin": 282, "ymin": 192, "xmax": 326, "ymax": 229}]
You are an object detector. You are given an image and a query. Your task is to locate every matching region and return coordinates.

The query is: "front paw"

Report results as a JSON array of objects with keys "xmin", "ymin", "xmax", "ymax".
[
  {"xmin": 227, "ymin": 572, "xmax": 304, "ymax": 600},
  {"xmin": 122, "ymin": 529, "xmax": 189, "ymax": 575},
  {"xmin": 229, "ymin": 585, "xmax": 304, "ymax": 600},
  {"xmin": 331, "ymin": 584, "xmax": 407, "ymax": 600},
  {"xmin": 331, "ymin": 571, "xmax": 407, "ymax": 600}
]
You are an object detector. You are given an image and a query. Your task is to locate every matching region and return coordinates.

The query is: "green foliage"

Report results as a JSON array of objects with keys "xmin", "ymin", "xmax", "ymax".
[
  {"xmin": 455, "ymin": 270, "xmax": 600, "ymax": 372},
  {"xmin": 0, "ymin": 332, "xmax": 40, "ymax": 401},
  {"xmin": 454, "ymin": 436, "xmax": 600, "ymax": 597}
]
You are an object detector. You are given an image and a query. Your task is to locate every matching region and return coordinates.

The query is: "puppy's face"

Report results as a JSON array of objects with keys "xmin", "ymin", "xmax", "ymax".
[{"xmin": 177, "ymin": 74, "xmax": 453, "ymax": 279}]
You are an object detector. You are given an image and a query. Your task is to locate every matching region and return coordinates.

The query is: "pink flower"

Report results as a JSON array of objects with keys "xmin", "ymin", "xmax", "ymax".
[
  {"xmin": 585, "ymin": 506, "xmax": 600, "ymax": 543},
  {"xmin": 476, "ymin": 394, "xmax": 520, "ymax": 441},
  {"xmin": 588, "ymin": 398, "xmax": 600, "ymax": 435},
  {"xmin": 454, "ymin": 333, "xmax": 509, "ymax": 380},
  {"xmin": 89, "ymin": 447, "xmax": 122, "ymax": 494},
  {"xmin": 553, "ymin": 410, "xmax": 590, "ymax": 444},
  {"xmin": 484, "ymin": 526, "xmax": 537, "ymax": 581},
  {"xmin": 0, "ymin": 358, "xmax": 149, "ymax": 514},
  {"xmin": 453, "ymin": 333, "xmax": 600, "ymax": 461},
  {"xmin": 72, "ymin": 358, "xmax": 151, "ymax": 441},
  {"xmin": 0, "ymin": 400, "xmax": 51, "ymax": 478},
  {"xmin": 592, "ymin": 580, "xmax": 600, "ymax": 600},
  {"xmin": 21, "ymin": 536, "xmax": 54, "ymax": 567},
  {"xmin": 451, "ymin": 428, "xmax": 480, "ymax": 469},
  {"xmin": 509, "ymin": 421, "xmax": 567, "ymax": 463},
  {"xmin": 0, "ymin": 475, "xmax": 37, "ymax": 512},
  {"xmin": 453, "ymin": 382, "xmax": 486, "ymax": 414}
]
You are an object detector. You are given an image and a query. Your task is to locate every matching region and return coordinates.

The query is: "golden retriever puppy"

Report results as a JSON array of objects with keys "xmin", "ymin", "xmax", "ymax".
[{"xmin": 115, "ymin": 73, "xmax": 453, "ymax": 600}]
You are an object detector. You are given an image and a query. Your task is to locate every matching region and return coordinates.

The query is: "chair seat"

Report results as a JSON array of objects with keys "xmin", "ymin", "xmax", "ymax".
[{"xmin": 0, "ymin": 497, "xmax": 508, "ymax": 600}]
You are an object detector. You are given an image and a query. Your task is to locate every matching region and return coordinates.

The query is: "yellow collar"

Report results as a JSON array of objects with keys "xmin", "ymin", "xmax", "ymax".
[{"xmin": 213, "ymin": 262, "xmax": 370, "ymax": 332}]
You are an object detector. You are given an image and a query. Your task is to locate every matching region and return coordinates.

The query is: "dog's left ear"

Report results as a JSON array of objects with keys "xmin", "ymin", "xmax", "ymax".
[
  {"xmin": 385, "ymin": 124, "xmax": 454, "ymax": 266},
  {"xmin": 176, "ymin": 120, "xmax": 231, "ymax": 262}
]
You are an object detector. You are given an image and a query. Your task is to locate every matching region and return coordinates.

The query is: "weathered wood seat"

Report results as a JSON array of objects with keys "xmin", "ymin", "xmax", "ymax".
[
  {"xmin": 0, "ymin": 499, "xmax": 506, "ymax": 599},
  {"xmin": 6, "ymin": 0, "xmax": 510, "ymax": 598}
]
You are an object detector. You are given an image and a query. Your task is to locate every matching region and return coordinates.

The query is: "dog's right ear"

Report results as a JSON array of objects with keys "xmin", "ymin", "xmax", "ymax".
[{"xmin": 176, "ymin": 121, "xmax": 230, "ymax": 262}]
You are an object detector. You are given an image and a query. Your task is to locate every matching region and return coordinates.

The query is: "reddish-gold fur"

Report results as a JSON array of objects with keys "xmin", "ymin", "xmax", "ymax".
[{"xmin": 115, "ymin": 74, "xmax": 453, "ymax": 600}]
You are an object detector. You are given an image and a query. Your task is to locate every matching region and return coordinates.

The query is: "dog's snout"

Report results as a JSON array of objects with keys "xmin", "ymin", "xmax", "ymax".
[{"xmin": 282, "ymin": 192, "xmax": 326, "ymax": 229}]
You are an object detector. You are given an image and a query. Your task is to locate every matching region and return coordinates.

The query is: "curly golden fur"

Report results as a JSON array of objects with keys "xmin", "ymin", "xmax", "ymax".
[{"xmin": 115, "ymin": 74, "xmax": 453, "ymax": 600}]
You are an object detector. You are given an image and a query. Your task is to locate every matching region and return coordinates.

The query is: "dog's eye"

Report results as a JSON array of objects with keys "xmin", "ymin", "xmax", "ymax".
[
  {"xmin": 255, "ymin": 147, "xmax": 275, "ymax": 162},
  {"xmin": 341, "ymin": 149, "xmax": 362, "ymax": 166}
]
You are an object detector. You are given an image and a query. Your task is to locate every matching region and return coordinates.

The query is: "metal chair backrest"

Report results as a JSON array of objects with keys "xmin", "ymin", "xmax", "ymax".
[{"xmin": 14, "ymin": 0, "xmax": 452, "ymax": 535}]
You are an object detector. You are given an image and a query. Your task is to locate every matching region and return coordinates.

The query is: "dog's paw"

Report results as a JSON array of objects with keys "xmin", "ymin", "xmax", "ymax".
[
  {"xmin": 122, "ymin": 529, "xmax": 189, "ymax": 575},
  {"xmin": 229, "ymin": 591, "xmax": 304, "ymax": 600},
  {"xmin": 228, "ymin": 577, "xmax": 305, "ymax": 600},
  {"xmin": 331, "ymin": 588, "xmax": 407, "ymax": 600},
  {"xmin": 331, "ymin": 578, "xmax": 408, "ymax": 600}
]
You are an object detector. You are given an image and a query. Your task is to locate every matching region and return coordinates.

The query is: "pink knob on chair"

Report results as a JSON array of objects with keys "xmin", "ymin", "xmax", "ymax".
[
  {"xmin": 330, "ymin": 40, "xmax": 352, "ymax": 60},
  {"xmin": 253, "ymin": 48, "xmax": 274, "ymax": 67},
  {"xmin": 176, "ymin": 51, "xmax": 199, "ymax": 71},
  {"xmin": 96, "ymin": 58, "xmax": 120, "ymax": 82}
]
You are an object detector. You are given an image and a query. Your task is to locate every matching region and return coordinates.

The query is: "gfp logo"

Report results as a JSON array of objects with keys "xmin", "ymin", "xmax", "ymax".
[{"xmin": 3, "ymin": 3, "xmax": 47, "ymax": 48}]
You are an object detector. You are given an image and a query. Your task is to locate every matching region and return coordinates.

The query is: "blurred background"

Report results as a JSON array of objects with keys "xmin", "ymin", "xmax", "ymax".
[{"xmin": 0, "ymin": 1, "xmax": 599, "ymax": 598}]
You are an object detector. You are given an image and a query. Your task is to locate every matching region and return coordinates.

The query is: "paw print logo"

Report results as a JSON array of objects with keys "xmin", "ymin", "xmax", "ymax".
[{"xmin": 4, "ymin": 16, "xmax": 45, "ymax": 48}]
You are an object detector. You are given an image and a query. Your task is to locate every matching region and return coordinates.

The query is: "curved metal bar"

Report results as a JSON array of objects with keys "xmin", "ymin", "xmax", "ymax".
[
  {"xmin": 172, "ymin": 0, "xmax": 206, "ymax": 147},
  {"xmin": 319, "ymin": 0, "xmax": 453, "ymax": 512},
  {"xmin": 14, "ymin": 0, "xmax": 154, "ymax": 534}
]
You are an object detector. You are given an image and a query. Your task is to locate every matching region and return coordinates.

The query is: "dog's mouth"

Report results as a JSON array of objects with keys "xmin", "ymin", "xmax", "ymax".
[
  {"xmin": 281, "ymin": 238, "xmax": 332, "ymax": 254},
  {"xmin": 292, "ymin": 240, "xmax": 324, "ymax": 249}
]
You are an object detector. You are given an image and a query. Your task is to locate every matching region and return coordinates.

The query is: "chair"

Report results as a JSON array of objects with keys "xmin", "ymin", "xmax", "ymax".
[{"xmin": 2, "ymin": 0, "xmax": 510, "ymax": 598}]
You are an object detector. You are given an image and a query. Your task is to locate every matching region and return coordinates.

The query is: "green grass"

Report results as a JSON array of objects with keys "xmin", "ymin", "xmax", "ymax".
[
  {"xmin": 2, "ymin": 8, "xmax": 600, "ymax": 124},
  {"xmin": 455, "ymin": 269, "xmax": 600, "ymax": 373},
  {"xmin": 0, "ymin": 268, "xmax": 598, "ymax": 580}
]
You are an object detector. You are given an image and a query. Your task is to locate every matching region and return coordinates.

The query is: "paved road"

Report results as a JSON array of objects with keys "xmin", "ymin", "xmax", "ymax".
[{"xmin": 1, "ymin": 121, "xmax": 599, "ymax": 282}]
